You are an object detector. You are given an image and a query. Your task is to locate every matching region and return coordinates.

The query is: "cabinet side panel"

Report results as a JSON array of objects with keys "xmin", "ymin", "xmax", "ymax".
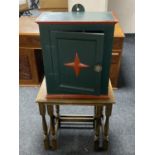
[{"xmin": 100, "ymin": 25, "xmax": 115, "ymax": 94}]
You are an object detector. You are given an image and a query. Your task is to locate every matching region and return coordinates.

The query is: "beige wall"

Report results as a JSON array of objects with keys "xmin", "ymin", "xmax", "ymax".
[{"xmin": 108, "ymin": 0, "xmax": 135, "ymax": 33}]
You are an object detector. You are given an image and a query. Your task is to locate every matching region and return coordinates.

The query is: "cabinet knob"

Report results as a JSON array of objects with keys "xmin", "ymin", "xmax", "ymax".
[{"xmin": 94, "ymin": 65, "xmax": 102, "ymax": 72}]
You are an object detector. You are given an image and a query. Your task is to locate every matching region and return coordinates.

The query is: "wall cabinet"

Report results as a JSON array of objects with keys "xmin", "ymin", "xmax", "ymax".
[{"xmin": 37, "ymin": 12, "xmax": 117, "ymax": 96}]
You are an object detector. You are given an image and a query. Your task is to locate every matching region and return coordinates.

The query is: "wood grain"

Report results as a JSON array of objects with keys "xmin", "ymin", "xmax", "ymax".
[
  {"xmin": 40, "ymin": 0, "xmax": 68, "ymax": 9},
  {"xmin": 19, "ymin": 35, "xmax": 41, "ymax": 48},
  {"xmin": 38, "ymin": 104, "xmax": 50, "ymax": 149},
  {"xmin": 46, "ymin": 94, "xmax": 109, "ymax": 99},
  {"xmin": 19, "ymin": 16, "xmax": 39, "ymax": 35},
  {"xmin": 19, "ymin": 48, "xmax": 39, "ymax": 85}
]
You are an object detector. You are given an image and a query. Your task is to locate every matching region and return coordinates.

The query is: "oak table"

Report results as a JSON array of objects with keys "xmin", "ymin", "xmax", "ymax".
[
  {"xmin": 36, "ymin": 78, "xmax": 115, "ymax": 151},
  {"xmin": 19, "ymin": 16, "xmax": 124, "ymax": 87}
]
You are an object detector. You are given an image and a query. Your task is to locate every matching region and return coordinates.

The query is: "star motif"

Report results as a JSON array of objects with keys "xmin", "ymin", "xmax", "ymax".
[{"xmin": 64, "ymin": 51, "xmax": 89, "ymax": 77}]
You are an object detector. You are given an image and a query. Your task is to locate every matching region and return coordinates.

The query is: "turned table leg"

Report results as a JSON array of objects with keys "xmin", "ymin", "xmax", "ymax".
[
  {"xmin": 55, "ymin": 105, "xmax": 60, "ymax": 128},
  {"xmin": 103, "ymin": 104, "xmax": 112, "ymax": 150},
  {"xmin": 47, "ymin": 105, "xmax": 57, "ymax": 150},
  {"xmin": 94, "ymin": 106, "xmax": 102, "ymax": 151},
  {"xmin": 38, "ymin": 103, "xmax": 50, "ymax": 150}
]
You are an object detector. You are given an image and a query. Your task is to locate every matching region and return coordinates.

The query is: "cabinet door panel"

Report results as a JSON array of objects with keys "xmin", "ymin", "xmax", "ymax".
[{"xmin": 47, "ymin": 31, "xmax": 105, "ymax": 95}]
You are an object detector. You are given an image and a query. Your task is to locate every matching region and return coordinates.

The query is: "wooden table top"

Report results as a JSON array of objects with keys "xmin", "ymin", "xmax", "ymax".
[
  {"xmin": 19, "ymin": 16, "xmax": 39, "ymax": 35},
  {"xmin": 36, "ymin": 78, "xmax": 115, "ymax": 105},
  {"xmin": 19, "ymin": 16, "xmax": 124, "ymax": 37}
]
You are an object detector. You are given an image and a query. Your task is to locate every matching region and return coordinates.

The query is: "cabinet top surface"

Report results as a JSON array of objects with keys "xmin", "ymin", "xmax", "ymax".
[
  {"xmin": 19, "ymin": 16, "xmax": 124, "ymax": 37},
  {"xmin": 36, "ymin": 12, "xmax": 118, "ymax": 24}
]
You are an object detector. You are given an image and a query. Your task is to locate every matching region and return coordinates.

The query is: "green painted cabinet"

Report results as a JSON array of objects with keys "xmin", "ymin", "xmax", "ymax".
[{"xmin": 36, "ymin": 12, "xmax": 117, "ymax": 96}]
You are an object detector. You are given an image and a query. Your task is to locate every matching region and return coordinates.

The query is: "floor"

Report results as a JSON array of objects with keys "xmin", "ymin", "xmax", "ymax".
[{"xmin": 19, "ymin": 35, "xmax": 135, "ymax": 155}]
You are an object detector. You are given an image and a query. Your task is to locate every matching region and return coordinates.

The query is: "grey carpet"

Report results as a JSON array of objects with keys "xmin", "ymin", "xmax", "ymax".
[{"xmin": 19, "ymin": 35, "xmax": 135, "ymax": 155}]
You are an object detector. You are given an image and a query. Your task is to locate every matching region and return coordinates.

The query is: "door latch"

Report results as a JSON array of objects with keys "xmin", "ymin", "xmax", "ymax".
[{"xmin": 94, "ymin": 65, "xmax": 102, "ymax": 72}]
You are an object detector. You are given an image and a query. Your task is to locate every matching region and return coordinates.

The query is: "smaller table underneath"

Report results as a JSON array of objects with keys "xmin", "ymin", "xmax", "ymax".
[{"xmin": 36, "ymin": 78, "xmax": 115, "ymax": 151}]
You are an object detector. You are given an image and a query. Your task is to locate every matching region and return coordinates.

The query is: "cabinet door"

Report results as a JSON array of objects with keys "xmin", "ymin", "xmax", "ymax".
[{"xmin": 46, "ymin": 31, "xmax": 104, "ymax": 95}]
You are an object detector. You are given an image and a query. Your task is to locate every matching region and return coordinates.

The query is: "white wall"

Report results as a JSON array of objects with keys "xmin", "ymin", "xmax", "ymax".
[
  {"xmin": 108, "ymin": 0, "xmax": 135, "ymax": 33},
  {"xmin": 68, "ymin": 0, "xmax": 108, "ymax": 12},
  {"xmin": 19, "ymin": 0, "xmax": 26, "ymax": 5},
  {"xmin": 22, "ymin": 0, "xmax": 135, "ymax": 33},
  {"xmin": 68, "ymin": 0, "xmax": 134, "ymax": 33}
]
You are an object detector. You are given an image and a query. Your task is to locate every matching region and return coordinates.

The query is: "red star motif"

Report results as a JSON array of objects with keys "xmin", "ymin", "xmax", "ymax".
[{"xmin": 64, "ymin": 51, "xmax": 89, "ymax": 77}]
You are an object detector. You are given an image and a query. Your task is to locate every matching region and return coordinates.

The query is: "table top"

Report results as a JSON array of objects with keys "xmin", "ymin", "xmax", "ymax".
[
  {"xmin": 36, "ymin": 78, "xmax": 115, "ymax": 105},
  {"xmin": 36, "ymin": 12, "xmax": 118, "ymax": 24},
  {"xmin": 19, "ymin": 16, "xmax": 124, "ymax": 37},
  {"xmin": 19, "ymin": 16, "xmax": 39, "ymax": 35}
]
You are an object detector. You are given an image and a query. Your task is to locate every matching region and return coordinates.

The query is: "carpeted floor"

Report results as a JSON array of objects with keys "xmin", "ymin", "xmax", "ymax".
[{"xmin": 19, "ymin": 35, "xmax": 135, "ymax": 155}]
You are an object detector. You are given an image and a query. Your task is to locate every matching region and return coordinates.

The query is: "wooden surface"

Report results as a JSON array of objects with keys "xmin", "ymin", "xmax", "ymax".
[
  {"xmin": 36, "ymin": 78, "xmax": 115, "ymax": 105},
  {"xmin": 40, "ymin": 0, "xmax": 68, "ymax": 9},
  {"xmin": 114, "ymin": 23, "xmax": 125, "ymax": 38},
  {"xmin": 19, "ymin": 0, "xmax": 29, "ymax": 12},
  {"xmin": 19, "ymin": 16, "xmax": 39, "ymax": 35},
  {"xmin": 19, "ymin": 48, "xmax": 40, "ymax": 85},
  {"xmin": 19, "ymin": 17, "xmax": 43, "ymax": 85},
  {"xmin": 46, "ymin": 94, "xmax": 109, "ymax": 99},
  {"xmin": 19, "ymin": 48, "xmax": 44, "ymax": 85},
  {"xmin": 19, "ymin": 16, "xmax": 124, "ymax": 87}
]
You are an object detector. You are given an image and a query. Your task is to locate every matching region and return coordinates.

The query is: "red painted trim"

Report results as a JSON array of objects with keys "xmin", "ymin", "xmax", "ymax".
[
  {"xmin": 46, "ymin": 94, "xmax": 109, "ymax": 99},
  {"xmin": 36, "ymin": 21, "xmax": 117, "ymax": 25}
]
